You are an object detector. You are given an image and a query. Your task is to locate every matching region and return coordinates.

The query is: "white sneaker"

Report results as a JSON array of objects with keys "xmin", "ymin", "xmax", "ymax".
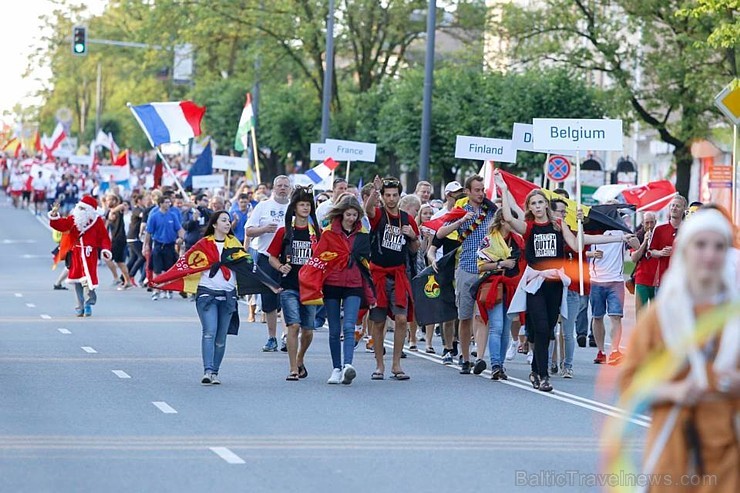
[
  {"xmin": 341, "ymin": 364, "xmax": 356, "ymax": 385},
  {"xmin": 164, "ymin": 291, "xmax": 173, "ymax": 299},
  {"xmin": 505, "ymin": 340, "xmax": 517, "ymax": 360},
  {"xmin": 526, "ymin": 350, "xmax": 534, "ymax": 365},
  {"xmin": 327, "ymin": 368, "xmax": 342, "ymax": 384}
]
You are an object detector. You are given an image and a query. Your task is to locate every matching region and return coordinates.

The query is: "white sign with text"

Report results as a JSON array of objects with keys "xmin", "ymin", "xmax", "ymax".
[
  {"xmin": 454, "ymin": 136, "xmax": 517, "ymax": 163},
  {"xmin": 325, "ymin": 139, "xmax": 377, "ymax": 162},
  {"xmin": 212, "ymin": 155, "xmax": 249, "ymax": 172},
  {"xmin": 192, "ymin": 174, "xmax": 225, "ymax": 189},
  {"xmin": 310, "ymin": 143, "xmax": 328, "ymax": 161},
  {"xmin": 532, "ymin": 118, "xmax": 623, "ymax": 151}
]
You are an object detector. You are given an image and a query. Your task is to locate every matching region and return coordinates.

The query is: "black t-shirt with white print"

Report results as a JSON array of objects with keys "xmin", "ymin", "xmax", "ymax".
[
  {"xmin": 267, "ymin": 225, "xmax": 313, "ymax": 291},
  {"xmin": 524, "ymin": 220, "xmax": 565, "ymax": 270}
]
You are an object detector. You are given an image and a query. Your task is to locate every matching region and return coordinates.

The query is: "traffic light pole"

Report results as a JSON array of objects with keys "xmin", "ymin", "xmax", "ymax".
[{"xmin": 95, "ymin": 63, "xmax": 102, "ymax": 136}]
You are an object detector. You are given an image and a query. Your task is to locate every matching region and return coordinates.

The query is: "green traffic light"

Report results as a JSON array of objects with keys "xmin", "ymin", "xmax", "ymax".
[{"xmin": 74, "ymin": 43, "xmax": 85, "ymax": 53}]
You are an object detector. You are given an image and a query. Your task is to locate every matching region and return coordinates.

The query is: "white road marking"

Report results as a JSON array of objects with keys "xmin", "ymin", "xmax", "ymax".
[
  {"xmin": 152, "ymin": 402, "xmax": 178, "ymax": 414},
  {"xmin": 57, "ymin": 328, "xmax": 72, "ymax": 334},
  {"xmin": 25, "ymin": 303, "xmax": 36, "ymax": 308},
  {"xmin": 1, "ymin": 239, "xmax": 37, "ymax": 244},
  {"xmin": 389, "ymin": 340, "xmax": 651, "ymax": 428},
  {"xmin": 14, "ymin": 293, "xmax": 23, "ymax": 298},
  {"xmin": 40, "ymin": 314, "xmax": 51, "ymax": 320},
  {"xmin": 81, "ymin": 346, "xmax": 97, "ymax": 354},
  {"xmin": 209, "ymin": 447, "xmax": 245, "ymax": 464},
  {"xmin": 111, "ymin": 370, "xmax": 131, "ymax": 379}
]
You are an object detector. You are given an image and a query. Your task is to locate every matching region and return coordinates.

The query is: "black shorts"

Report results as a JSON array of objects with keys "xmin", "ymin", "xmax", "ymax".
[
  {"xmin": 151, "ymin": 242, "xmax": 177, "ymax": 274},
  {"xmin": 257, "ymin": 253, "xmax": 281, "ymax": 313},
  {"xmin": 111, "ymin": 241, "xmax": 127, "ymax": 263}
]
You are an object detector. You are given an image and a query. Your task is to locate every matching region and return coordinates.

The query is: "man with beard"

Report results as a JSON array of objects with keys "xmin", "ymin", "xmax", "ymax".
[{"xmin": 49, "ymin": 195, "xmax": 112, "ymax": 317}]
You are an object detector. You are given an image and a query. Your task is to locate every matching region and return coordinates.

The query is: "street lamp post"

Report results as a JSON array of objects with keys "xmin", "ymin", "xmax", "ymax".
[
  {"xmin": 418, "ymin": 0, "xmax": 436, "ymax": 182},
  {"xmin": 320, "ymin": 0, "xmax": 335, "ymax": 142}
]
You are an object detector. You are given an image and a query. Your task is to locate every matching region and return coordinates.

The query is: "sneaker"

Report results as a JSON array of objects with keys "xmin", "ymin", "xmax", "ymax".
[
  {"xmin": 607, "ymin": 350, "xmax": 624, "ymax": 366},
  {"xmin": 459, "ymin": 361, "xmax": 471, "ymax": 375},
  {"xmin": 83, "ymin": 305, "xmax": 92, "ymax": 317},
  {"xmin": 201, "ymin": 372, "xmax": 213, "ymax": 385},
  {"xmin": 354, "ymin": 329, "xmax": 363, "ymax": 348},
  {"xmin": 473, "ymin": 359, "xmax": 486, "ymax": 375},
  {"xmin": 589, "ymin": 337, "xmax": 597, "ymax": 348},
  {"xmin": 341, "ymin": 364, "xmax": 356, "ymax": 385},
  {"xmin": 262, "ymin": 337, "xmax": 278, "ymax": 352},
  {"xmin": 151, "ymin": 292, "xmax": 159, "ymax": 301},
  {"xmin": 75, "ymin": 307, "xmax": 84, "ymax": 317},
  {"xmin": 327, "ymin": 368, "xmax": 342, "ymax": 384},
  {"xmin": 505, "ymin": 340, "xmax": 517, "ymax": 361},
  {"xmin": 53, "ymin": 284, "xmax": 68, "ymax": 290},
  {"xmin": 498, "ymin": 367, "xmax": 509, "ymax": 380},
  {"xmin": 550, "ymin": 362, "xmax": 559, "ymax": 375},
  {"xmin": 526, "ymin": 350, "xmax": 533, "ymax": 365},
  {"xmin": 577, "ymin": 335, "xmax": 587, "ymax": 348},
  {"xmin": 210, "ymin": 373, "xmax": 221, "ymax": 385},
  {"xmin": 164, "ymin": 291, "xmax": 173, "ymax": 299},
  {"xmin": 563, "ymin": 368, "xmax": 574, "ymax": 379},
  {"xmin": 280, "ymin": 335, "xmax": 287, "ymax": 352},
  {"xmin": 451, "ymin": 341, "xmax": 459, "ymax": 357},
  {"xmin": 593, "ymin": 350, "xmax": 606, "ymax": 364},
  {"xmin": 491, "ymin": 365, "xmax": 502, "ymax": 380},
  {"xmin": 539, "ymin": 376, "xmax": 553, "ymax": 392},
  {"xmin": 365, "ymin": 337, "xmax": 374, "ymax": 352},
  {"xmin": 458, "ymin": 355, "xmax": 464, "ymax": 366},
  {"xmin": 442, "ymin": 350, "xmax": 453, "ymax": 365}
]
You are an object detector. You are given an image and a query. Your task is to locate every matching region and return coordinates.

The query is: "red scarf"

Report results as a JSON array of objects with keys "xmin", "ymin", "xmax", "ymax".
[{"xmin": 370, "ymin": 263, "xmax": 414, "ymax": 322}]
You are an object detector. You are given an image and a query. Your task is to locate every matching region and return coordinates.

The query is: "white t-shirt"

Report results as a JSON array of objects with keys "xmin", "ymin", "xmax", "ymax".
[
  {"xmin": 245, "ymin": 198, "xmax": 289, "ymax": 254},
  {"xmin": 315, "ymin": 199, "xmax": 334, "ymax": 226},
  {"xmin": 32, "ymin": 176, "xmax": 48, "ymax": 192},
  {"xmin": 589, "ymin": 230, "xmax": 626, "ymax": 283},
  {"xmin": 198, "ymin": 240, "xmax": 237, "ymax": 291}
]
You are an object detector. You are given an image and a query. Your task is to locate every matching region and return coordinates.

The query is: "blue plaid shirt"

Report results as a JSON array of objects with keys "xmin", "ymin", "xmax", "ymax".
[{"xmin": 455, "ymin": 203, "xmax": 496, "ymax": 274}]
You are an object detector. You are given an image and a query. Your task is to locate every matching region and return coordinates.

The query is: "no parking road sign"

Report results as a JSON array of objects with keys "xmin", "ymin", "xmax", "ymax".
[{"xmin": 547, "ymin": 155, "xmax": 571, "ymax": 182}]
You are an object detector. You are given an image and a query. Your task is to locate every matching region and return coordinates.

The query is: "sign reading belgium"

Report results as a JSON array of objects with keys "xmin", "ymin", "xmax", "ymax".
[{"xmin": 532, "ymin": 118, "xmax": 623, "ymax": 152}]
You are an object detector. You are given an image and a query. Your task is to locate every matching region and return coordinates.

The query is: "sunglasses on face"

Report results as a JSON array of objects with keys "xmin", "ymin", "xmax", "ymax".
[{"xmin": 382, "ymin": 179, "xmax": 400, "ymax": 188}]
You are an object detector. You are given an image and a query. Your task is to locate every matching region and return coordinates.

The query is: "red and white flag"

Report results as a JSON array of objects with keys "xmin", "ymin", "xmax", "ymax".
[
  {"xmin": 44, "ymin": 123, "xmax": 67, "ymax": 159},
  {"xmin": 621, "ymin": 180, "xmax": 676, "ymax": 212}
]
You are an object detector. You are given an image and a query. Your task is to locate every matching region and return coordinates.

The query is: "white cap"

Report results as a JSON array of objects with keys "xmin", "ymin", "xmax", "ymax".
[{"xmin": 444, "ymin": 181, "xmax": 463, "ymax": 195}]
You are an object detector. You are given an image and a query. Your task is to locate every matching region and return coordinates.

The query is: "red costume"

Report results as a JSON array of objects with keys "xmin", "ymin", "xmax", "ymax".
[{"xmin": 49, "ymin": 195, "xmax": 111, "ymax": 289}]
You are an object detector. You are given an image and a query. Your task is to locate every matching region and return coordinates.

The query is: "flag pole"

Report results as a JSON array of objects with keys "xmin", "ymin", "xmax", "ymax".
[
  {"xmin": 126, "ymin": 103, "xmax": 188, "ymax": 197},
  {"xmin": 544, "ymin": 153, "xmax": 551, "ymax": 189},
  {"xmin": 250, "ymin": 126, "xmax": 261, "ymax": 185},
  {"xmin": 576, "ymin": 150, "xmax": 584, "ymax": 296}
]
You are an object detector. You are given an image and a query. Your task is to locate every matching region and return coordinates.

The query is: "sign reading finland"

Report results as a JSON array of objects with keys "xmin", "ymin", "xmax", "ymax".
[
  {"xmin": 325, "ymin": 139, "xmax": 377, "ymax": 162},
  {"xmin": 455, "ymin": 136, "xmax": 517, "ymax": 163},
  {"xmin": 532, "ymin": 118, "xmax": 623, "ymax": 152}
]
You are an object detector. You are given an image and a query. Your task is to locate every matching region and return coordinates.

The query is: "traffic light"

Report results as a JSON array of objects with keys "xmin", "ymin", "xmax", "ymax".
[{"xmin": 72, "ymin": 26, "xmax": 87, "ymax": 55}]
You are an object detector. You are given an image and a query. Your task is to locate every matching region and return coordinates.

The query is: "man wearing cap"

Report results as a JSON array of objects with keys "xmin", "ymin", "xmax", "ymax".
[{"xmin": 49, "ymin": 195, "xmax": 112, "ymax": 317}]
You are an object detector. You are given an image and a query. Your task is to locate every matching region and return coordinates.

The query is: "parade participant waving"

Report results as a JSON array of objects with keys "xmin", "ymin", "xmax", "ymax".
[
  {"xmin": 49, "ymin": 195, "xmax": 112, "ymax": 317},
  {"xmin": 364, "ymin": 176, "xmax": 420, "ymax": 381},
  {"xmin": 267, "ymin": 186, "xmax": 321, "ymax": 381}
]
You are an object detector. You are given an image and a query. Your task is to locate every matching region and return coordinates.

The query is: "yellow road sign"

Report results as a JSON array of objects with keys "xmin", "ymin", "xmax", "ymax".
[{"xmin": 714, "ymin": 79, "xmax": 740, "ymax": 125}]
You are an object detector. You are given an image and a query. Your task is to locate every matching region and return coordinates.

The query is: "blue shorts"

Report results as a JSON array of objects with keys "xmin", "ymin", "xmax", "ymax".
[
  {"xmin": 280, "ymin": 289, "xmax": 316, "ymax": 329},
  {"xmin": 589, "ymin": 281, "xmax": 625, "ymax": 318}
]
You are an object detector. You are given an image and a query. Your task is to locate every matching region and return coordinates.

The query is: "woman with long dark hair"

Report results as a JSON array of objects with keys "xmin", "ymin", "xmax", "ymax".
[{"xmin": 267, "ymin": 186, "xmax": 321, "ymax": 381}]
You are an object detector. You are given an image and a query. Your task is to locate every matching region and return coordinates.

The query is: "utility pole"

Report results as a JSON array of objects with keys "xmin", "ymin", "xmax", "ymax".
[
  {"xmin": 320, "ymin": 0, "xmax": 335, "ymax": 142},
  {"xmin": 95, "ymin": 62, "xmax": 102, "ymax": 135},
  {"xmin": 418, "ymin": 0, "xmax": 436, "ymax": 182}
]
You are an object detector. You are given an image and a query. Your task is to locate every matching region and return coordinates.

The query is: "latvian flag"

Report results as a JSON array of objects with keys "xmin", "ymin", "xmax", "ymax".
[
  {"xmin": 305, "ymin": 157, "xmax": 339, "ymax": 184},
  {"xmin": 130, "ymin": 101, "xmax": 206, "ymax": 147}
]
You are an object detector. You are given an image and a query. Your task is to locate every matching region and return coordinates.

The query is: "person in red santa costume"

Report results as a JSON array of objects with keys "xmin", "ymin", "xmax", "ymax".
[{"xmin": 49, "ymin": 195, "xmax": 112, "ymax": 317}]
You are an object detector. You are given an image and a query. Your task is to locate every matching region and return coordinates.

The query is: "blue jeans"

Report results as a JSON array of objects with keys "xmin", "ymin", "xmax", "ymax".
[
  {"xmin": 73, "ymin": 283, "xmax": 97, "ymax": 308},
  {"xmin": 575, "ymin": 293, "xmax": 589, "ymax": 338},
  {"xmin": 196, "ymin": 287, "xmax": 237, "ymax": 374},
  {"xmin": 487, "ymin": 302, "xmax": 511, "ymax": 368},
  {"xmin": 551, "ymin": 289, "xmax": 580, "ymax": 370},
  {"xmin": 325, "ymin": 296, "xmax": 361, "ymax": 369}
]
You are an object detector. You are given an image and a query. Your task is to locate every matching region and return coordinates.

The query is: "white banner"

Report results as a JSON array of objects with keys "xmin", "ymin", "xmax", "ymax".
[
  {"xmin": 454, "ymin": 136, "xmax": 518, "ymax": 163},
  {"xmin": 192, "ymin": 174, "xmax": 225, "ymax": 189},
  {"xmin": 512, "ymin": 123, "xmax": 534, "ymax": 151},
  {"xmin": 310, "ymin": 143, "xmax": 328, "ymax": 161},
  {"xmin": 212, "ymin": 155, "xmax": 249, "ymax": 172},
  {"xmin": 532, "ymin": 118, "xmax": 623, "ymax": 151},
  {"xmin": 325, "ymin": 139, "xmax": 377, "ymax": 162},
  {"xmin": 68, "ymin": 155, "xmax": 93, "ymax": 166},
  {"xmin": 98, "ymin": 165, "xmax": 130, "ymax": 182}
]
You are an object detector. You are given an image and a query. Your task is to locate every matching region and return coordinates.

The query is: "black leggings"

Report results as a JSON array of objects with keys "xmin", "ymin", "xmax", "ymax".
[{"xmin": 526, "ymin": 281, "xmax": 563, "ymax": 378}]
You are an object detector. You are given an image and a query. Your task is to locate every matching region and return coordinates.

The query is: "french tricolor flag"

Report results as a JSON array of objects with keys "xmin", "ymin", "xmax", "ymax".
[
  {"xmin": 129, "ymin": 101, "xmax": 206, "ymax": 147},
  {"xmin": 305, "ymin": 157, "xmax": 340, "ymax": 184}
]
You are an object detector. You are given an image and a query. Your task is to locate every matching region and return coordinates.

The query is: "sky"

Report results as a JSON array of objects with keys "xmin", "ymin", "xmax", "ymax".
[{"xmin": 0, "ymin": 0, "xmax": 107, "ymax": 125}]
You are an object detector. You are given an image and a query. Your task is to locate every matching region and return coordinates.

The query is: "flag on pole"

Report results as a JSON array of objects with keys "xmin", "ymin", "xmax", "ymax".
[
  {"xmin": 305, "ymin": 158, "xmax": 340, "ymax": 184},
  {"xmin": 95, "ymin": 129, "xmax": 110, "ymax": 149},
  {"xmin": 478, "ymin": 161, "xmax": 496, "ymax": 200},
  {"xmin": 44, "ymin": 123, "xmax": 66, "ymax": 159},
  {"xmin": 113, "ymin": 150, "xmax": 129, "ymax": 167},
  {"xmin": 184, "ymin": 141, "xmax": 213, "ymax": 188},
  {"xmin": 33, "ymin": 131, "xmax": 41, "ymax": 153},
  {"xmin": 234, "ymin": 93, "xmax": 255, "ymax": 152},
  {"xmin": 621, "ymin": 180, "xmax": 676, "ymax": 211},
  {"xmin": 2, "ymin": 138, "xmax": 21, "ymax": 158},
  {"xmin": 129, "ymin": 101, "xmax": 206, "ymax": 147}
]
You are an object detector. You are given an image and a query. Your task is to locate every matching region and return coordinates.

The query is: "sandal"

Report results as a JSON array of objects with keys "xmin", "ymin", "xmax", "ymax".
[
  {"xmin": 285, "ymin": 372, "xmax": 299, "ymax": 381},
  {"xmin": 425, "ymin": 347, "xmax": 436, "ymax": 354},
  {"xmin": 390, "ymin": 372, "xmax": 410, "ymax": 381},
  {"xmin": 297, "ymin": 365, "xmax": 308, "ymax": 379},
  {"xmin": 529, "ymin": 372, "xmax": 540, "ymax": 390},
  {"xmin": 371, "ymin": 371, "xmax": 384, "ymax": 380},
  {"xmin": 408, "ymin": 345, "xmax": 418, "ymax": 351}
]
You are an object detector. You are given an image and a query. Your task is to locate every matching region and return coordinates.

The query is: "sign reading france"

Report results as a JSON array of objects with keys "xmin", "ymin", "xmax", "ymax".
[{"xmin": 532, "ymin": 118, "xmax": 623, "ymax": 152}]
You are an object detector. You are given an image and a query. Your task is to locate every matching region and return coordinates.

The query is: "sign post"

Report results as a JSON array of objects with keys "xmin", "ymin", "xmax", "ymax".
[
  {"xmin": 713, "ymin": 80, "xmax": 739, "ymax": 223},
  {"xmin": 533, "ymin": 118, "xmax": 623, "ymax": 295}
]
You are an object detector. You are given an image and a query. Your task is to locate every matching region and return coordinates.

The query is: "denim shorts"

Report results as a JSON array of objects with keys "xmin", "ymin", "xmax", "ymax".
[
  {"xmin": 589, "ymin": 281, "xmax": 625, "ymax": 318},
  {"xmin": 280, "ymin": 289, "xmax": 316, "ymax": 329}
]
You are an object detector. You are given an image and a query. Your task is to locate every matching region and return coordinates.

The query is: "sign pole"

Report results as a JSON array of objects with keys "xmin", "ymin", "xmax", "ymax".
[
  {"xmin": 576, "ymin": 150, "xmax": 584, "ymax": 295},
  {"xmin": 346, "ymin": 160, "xmax": 351, "ymax": 183},
  {"xmin": 250, "ymin": 127, "xmax": 261, "ymax": 185},
  {"xmin": 227, "ymin": 169, "xmax": 232, "ymax": 196},
  {"xmin": 733, "ymin": 124, "xmax": 737, "ymax": 224}
]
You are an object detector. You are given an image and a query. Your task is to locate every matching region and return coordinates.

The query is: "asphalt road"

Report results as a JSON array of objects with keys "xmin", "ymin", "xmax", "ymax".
[{"xmin": 0, "ymin": 197, "xmax": 647, "ymax": 493}]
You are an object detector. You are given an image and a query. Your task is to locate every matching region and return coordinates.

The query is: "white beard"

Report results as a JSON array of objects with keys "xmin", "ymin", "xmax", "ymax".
[{"xmin": 72, "ymin": 206, "xmax": 97, "ymax": 233}]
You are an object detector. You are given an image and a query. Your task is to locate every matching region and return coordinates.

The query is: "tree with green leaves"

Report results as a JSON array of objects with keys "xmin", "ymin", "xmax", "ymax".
[{"xmin": 497, "ymin": 0, "xmax": 738, "ymax": 197}]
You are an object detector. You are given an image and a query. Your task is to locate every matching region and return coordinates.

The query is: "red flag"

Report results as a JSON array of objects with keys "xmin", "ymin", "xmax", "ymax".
[
  {"xmin": 323, "ymin": 157, "xmax": 340, "ymax": 170},
  {"xmin": 498, "ymin": 169, "xmax": 538, "ymax": 208},
  {"xmin": 33, "ymin": 131, "xmax": 41, "ymax": 153},
  {"xmin": 153, "ymin": 157, "xmax": 163, "ymax": 188},
  {"xmin": 621, "ymin": 180, "xmax": 676, "ymax": 212},
  {"xmin": 113, "ymin": 150, "xmax": 129, "ymax": 166},
  {"xmin": 151, "ymin": 240, "xmax": 220, "ymax": 292},
  {"xmin": 421, "ymin": 207, "xmax": 469, "ymax": 232}
]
